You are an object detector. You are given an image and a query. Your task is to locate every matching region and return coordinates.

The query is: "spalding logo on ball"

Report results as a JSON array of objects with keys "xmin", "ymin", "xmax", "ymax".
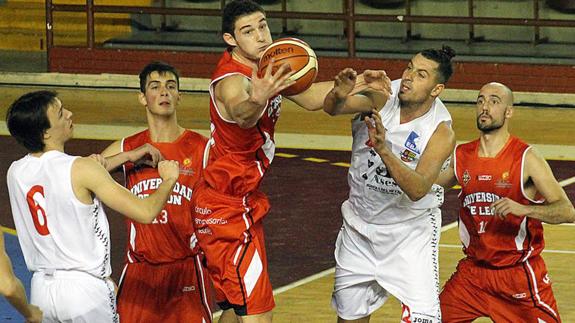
[{"xmin": 258, "ymin": 38, "xmax": 318, "ymax": 96}]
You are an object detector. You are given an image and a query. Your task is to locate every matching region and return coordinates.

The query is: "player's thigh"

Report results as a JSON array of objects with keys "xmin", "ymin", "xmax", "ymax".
[
  {"xmin": 440, "ymin": 266, "xmax": 487, "ymax": 323},
  {"xmin": 333, "ymin": 223, "xmax": 386, "ymax": 320},
  {"xmin": 32, "ymin": 273, "xmax": 117, "ymax": 323},
  {"xmin": 332, "ymin": 280, "xmax": 388, "ymax": 321}
]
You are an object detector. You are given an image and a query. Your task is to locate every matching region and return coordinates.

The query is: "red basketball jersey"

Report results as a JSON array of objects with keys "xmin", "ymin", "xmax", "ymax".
[
  {"xmin": 122, "ymin": 129, "xmax": 208, "ymax": 264},
  {"xmin": 206, "ymin": 49, "xmax": 283, "ymax": 196},
  {"xmin": 454, "ymin": 136, "xmax": 545, "ymax": 267}
]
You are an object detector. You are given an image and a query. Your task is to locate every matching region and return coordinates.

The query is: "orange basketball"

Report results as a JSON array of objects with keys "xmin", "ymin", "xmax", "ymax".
[{"xmin": 258, "ymin": 38, "xmax": 318, "ymax": 96}]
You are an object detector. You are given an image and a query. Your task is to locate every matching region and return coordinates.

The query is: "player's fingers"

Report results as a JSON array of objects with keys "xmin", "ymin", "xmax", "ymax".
[
  {"xmin": 370, "ymin": 109, "xmax": 384, "ymax": 131},
  {"xmin": 264, "ymin": 58, "xmax": 276, "ymax": 78},
  {"xmin": 273, "ymin": 62, "xmax": 292, "ymax": 79},
  {"xmin": 277, "ymin": 79, "xmax": 296, "ymax": 93}
]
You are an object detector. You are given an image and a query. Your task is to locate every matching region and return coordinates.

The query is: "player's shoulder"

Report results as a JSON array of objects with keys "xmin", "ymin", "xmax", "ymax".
[
  {"xmin": 456, "ymin": 139, "xmax": 480, "ymax": 153},
  {"xmin": 124, "ymin": 129, "xmax": 150, "ymax": 143},
  {"xmin": 123, "ymin": 129, "xmax": 150, "ymax": 150},
  {"xmin": 181, "ymin": 129, "xmax": 209, "ymax": 147}
]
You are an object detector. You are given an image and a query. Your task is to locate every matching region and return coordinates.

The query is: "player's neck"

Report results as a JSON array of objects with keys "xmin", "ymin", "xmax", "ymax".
[
  {"xmin": 231, "ymin": 49, "xmax": 257, "ymax": 70},
  {"xmin": 478, "ymin": 130, "xmax": 510, "ymax": 158},
  {"xmin": 399, "ymin": 99, "xmax": 433, "ymax": 124},
  {"xmin": 31, "ymin": 143, "xmax": 64, "ymax": 157},
  {"xmin": 147, "ymin": 116, "xmax": 184, "ymax": 143}
]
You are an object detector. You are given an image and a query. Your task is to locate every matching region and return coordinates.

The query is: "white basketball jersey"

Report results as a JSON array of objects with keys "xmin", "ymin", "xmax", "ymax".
[
  {"xmin": 346, "ymin": 79, "xmax": 451, "ymax": 224},
  {"xmin": 7, "ymin": 151, "xmax": 111, "ymax": 278}
]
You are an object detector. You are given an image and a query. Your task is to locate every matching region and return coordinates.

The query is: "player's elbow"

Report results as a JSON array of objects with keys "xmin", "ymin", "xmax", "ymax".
[
  {"xmin": 405, "ymin": 189, "xmax": 427, "ymax": 202},
  {"xmin": 0, "ymin": 276, "xmax": 19, "ymax": 298},
  {"xmin": 565, "ymin": 204, "xmax": 575, "ymax": 223},
  {"xmin": 323, "ymin": 106, "xmax": 339, "ymax": 116}
]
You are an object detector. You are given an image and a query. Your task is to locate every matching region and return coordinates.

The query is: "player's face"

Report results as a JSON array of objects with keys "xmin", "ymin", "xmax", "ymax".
[
  {"xmin": 140, "ymin": 71, "xmax": 180, "ymax": 116},
  {"xmin": 45, "ymin": 97, "xmax": 73, "ymax": 143},
  {"xmin": 476, "ymin": 84, "xmax": 511, "ymax": 132},
  {"xmin": 399, "ymin": 54, "xmax": 443, "ymax": 106},
  {"xmin": 230, "ymin": 12, "xmax": 272, "ymax": 61}
]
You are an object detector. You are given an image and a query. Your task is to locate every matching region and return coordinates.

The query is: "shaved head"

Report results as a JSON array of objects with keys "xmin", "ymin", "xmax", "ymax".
[{"xmin": 479, "ymin": 82, "xmax": 513, "ymax": 106}]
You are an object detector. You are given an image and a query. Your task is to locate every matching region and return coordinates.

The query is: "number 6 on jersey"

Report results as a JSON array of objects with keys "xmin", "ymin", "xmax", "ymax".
[{"xmin": 26, "ymin": 185, "xmax": 50, "ymax": 236}]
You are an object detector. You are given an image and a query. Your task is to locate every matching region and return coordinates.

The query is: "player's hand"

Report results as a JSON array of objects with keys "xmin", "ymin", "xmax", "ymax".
[
  {"xmin": 88, "ymin": 154, "xmax": 109, "ymax": 169},
  {"xmin": 351, "ymin": 70, "xmax": 392, "ymax": 96},
  {"xmin": 158, "ymin": 160, "xmax": 179, "ymax": 183},
  {"xmin": 365, "ymin": 109, "xmax": 388, "ymax": 152},
  {"xmin": 331, "ymin": 68, "xmax": 357, "ymax": 99},
  {"xmin": 250, "ymin": 59, "xmax": 295, "ymax": 106},
  {"xmin": 24, "ymin": 304, "xmax": 42, "ymax": 323},
  {"xmin": 491, "ymin": 197, "xmax": 528, "ymax": 219},
  {"xmin": 129, "ymin": 143, "xmax": 165, "ymax": 167}
]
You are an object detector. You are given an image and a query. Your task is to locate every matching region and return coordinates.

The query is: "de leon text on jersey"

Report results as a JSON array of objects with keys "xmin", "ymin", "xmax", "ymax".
[
  {"xmin": 463, "ymin": 192, "xmax": 501, "ymax": 216},
  {"xmin": 130, "ymin": 178, "xmax": 193, "ymax": 206}
]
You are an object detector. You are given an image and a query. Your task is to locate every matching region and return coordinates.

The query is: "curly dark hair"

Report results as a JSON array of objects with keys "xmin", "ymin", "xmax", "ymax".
[
  {"xmin": 420, "ymin": 45, "xmax": 456, "ymax": 84},
  {"xmin": 222, "ymin": 0, "xmax": 266, "ymax": 37}
]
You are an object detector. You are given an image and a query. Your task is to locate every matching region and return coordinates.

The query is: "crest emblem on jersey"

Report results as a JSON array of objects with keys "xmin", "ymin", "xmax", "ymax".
[
  {"xmin": 496, "ymin": 171, "xmax": 512, "ymax": 188},
  {"xmin": 404, "ymin": 131, "xmax": 421, "ymax": 153},
  {"xmin": 400, "ymin": 149, "xmax": 417, "ymax": 162},
  {"xmin": 462, "ymin": 169, "xmax": 471, "ymax": 185}
]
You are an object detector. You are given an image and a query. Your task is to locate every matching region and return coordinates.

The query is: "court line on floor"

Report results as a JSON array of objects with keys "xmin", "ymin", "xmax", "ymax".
[
  {"xmin": 2, "ymin": 122, "xmax": 575, "ymax": 160},
  {"xmin": 271, "ymin": 221, "xmax": 458, "ymax": 294}
]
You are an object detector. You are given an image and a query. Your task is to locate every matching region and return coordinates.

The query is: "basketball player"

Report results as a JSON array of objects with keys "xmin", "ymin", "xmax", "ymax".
[
  {"xmin": 100, "ymin": 61, "xmax": 212, "ymax": 323},
  {"xmin": 437, "ymin": 82, "xmax": 575, "ymax": 322},
  {"xmin": 5, "ymin": 90, "xmax": 180, "ymax": 322},
  {"xmin": 324, "ymin": 47, "xmax": 457, "ymax": 323},
  {"xmin": 0, "ymin": 233, "xmax": 42, "ymax": 322},
  {"xmin": 191, "ymin": 1, "xmax": 338, "ymax": 322}
]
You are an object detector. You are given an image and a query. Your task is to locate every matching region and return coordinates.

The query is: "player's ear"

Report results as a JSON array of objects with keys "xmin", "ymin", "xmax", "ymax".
[
  {"xmin": 138, "ymin": 92, "xmax": 147, "ymax": 107},
  {"xmin": 431, "ymin": 83, "xmax": 445, "ymax": 97},
  {"xmin": 505, "ymin": 106, "xmax": 514, "ymax": 119},
  {"xmin": 223, "ymin": 33, "xmax": 237, "ymax": 47}
]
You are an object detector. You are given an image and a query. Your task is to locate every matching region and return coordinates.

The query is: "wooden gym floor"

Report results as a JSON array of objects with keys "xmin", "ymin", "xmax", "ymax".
[{"xmin": 0, "ymin": 85, "xmax": 574, "ymax": 322}]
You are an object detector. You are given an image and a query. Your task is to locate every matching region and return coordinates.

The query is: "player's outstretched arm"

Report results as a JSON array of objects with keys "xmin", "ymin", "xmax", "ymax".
[
  {"xmin": 491, "ymin": 148, "xmax": 575, "ymax": 224},
  {"xmin": 216, "ymin": 61, "xmax": 293, "ymax": 129},
  {"xmin": 435, "ymin": 153, "xmax": 458, "ymax": 190},
  {"xmin": 98, "ymin": 141, "xmax": 164, "ymax": 172},
  {"xmin": 366, "ymin": 110, "xmax": 455, "ymax": 201},
  {"xmin": 322, "ymin": 69, "xmax": 391, "ymax": 116},
  {"xmin": 0, "ymin": 234, "xmax": 42, "ymax": 323},
  {"xmin": 72, "ymin": 157, "xmax": 179, "ymax": 223}
]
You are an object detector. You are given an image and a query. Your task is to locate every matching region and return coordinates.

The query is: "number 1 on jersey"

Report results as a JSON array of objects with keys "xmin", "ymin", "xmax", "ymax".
[
  {"xmin": 478, "ymin": 220, "xmax": 487, "ymax": 234},
  {"xmin": 26, "ymin": 185, "xmax": 50, "ymax": 236}
]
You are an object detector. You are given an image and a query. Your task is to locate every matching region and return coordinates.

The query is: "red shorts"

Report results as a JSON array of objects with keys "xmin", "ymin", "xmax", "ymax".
[
  {"xmin": 192, "ymin": 182, "xmax": 275, "ymax": 316},
  {"xmin": 117, "ymin": 256, "xmax": 212, "ymax": 323},
  {"xmin": 440, "ymin": 255, "xmax": 561, "ymax": 323}
]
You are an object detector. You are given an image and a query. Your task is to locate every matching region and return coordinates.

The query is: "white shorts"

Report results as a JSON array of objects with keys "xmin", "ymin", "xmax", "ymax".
[
  {"xmin": 31, "ymin": 270, "xmax": 118, "ymax": 323},
  {"xmin": 331, "ymin": 201, "xmax": 442, "ymax": 322}
]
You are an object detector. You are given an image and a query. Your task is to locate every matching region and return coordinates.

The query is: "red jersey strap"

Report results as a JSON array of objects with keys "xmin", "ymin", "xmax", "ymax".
[{"xmin": 212, "ymin": 49, "xmax": 253, "ymax": 80}]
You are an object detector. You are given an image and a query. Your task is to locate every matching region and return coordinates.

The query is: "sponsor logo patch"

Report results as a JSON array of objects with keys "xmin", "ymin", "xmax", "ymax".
[
  {"xmin": 404, "ymin": 131, "xmax": 421, "ymax": 153},
  {"xmin": 495, "ymin": 171, "xmax": 512, "ymax": 188}
]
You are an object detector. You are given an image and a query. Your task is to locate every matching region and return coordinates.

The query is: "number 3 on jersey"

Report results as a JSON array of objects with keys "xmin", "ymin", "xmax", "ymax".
[{"xmin": 26, "ymin": 185, "xmax": 50, "ymax": 236}]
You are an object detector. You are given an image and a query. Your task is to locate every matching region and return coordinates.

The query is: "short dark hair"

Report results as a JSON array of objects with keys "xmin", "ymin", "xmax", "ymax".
[
  {"xmin": 222, "ymin": 0, "xmax": 266, "ymax": 37},
  {"xmin": 420, "ymin": 45, "xmax": 456, "ymax": 84},
  {"xmin": 139, "ymin": 61, "xmax": 180, "ymax": 93},
  {"xmin": 6, "ymin": 90, "xmax": 57, "ymax": 152}
]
